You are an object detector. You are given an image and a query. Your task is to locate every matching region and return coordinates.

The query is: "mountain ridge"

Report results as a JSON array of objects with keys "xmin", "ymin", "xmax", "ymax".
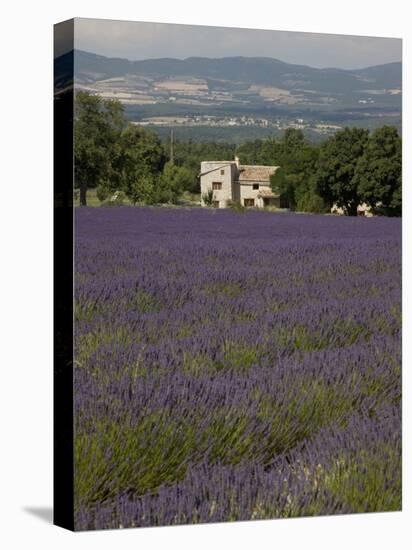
[
  {"xmin": 55, "ymin": 49, "xmax": 401, "ymax": 141},
  {"xmin": 69, "ymin": 50, "xmax": 401, "ymax": 97},
  {"xmin": 74, "ymin": 49, "xmax": 400, "ymax": 73}
]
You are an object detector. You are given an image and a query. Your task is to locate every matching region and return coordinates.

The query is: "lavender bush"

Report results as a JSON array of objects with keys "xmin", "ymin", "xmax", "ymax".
[{"xmin": 74, "ymin": 208, "xmax": 401, "ymax": 530}]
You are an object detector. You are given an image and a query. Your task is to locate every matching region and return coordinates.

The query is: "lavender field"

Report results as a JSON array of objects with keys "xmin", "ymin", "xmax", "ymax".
[{"xmin": 74, "ymin": 207, "xmax": 401, "ymax": 530}]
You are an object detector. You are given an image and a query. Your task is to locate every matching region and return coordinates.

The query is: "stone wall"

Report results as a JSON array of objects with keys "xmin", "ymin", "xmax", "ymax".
[{"xmin": 200, "ymin": 161, "xmax": 236, "ymax": 208}]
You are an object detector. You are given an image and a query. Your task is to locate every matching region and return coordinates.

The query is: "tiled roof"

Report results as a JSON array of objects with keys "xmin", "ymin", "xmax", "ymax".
[
  {"xmin": 238, "ymin": 165, "xmax": 278, "ymax": 182},
  {"xmin": 257, "ymin": 188, "xmax": 279, "ymax": 198}
]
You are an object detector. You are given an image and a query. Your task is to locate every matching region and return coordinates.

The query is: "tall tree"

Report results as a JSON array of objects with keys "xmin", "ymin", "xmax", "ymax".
[
  {"xmin": 354, "ymin": 126, "xmax": 402, "ymax": 216},
  {"xmin": 315, "ymin": 127, "xmax": 369, "ymax": 215},
  {"xmin": 119, "ymin": 125, "xmax": 166, "ymax": 204},
  {"xmin": 270, "ymin": 129, "xmax": 320, "ymax": 210},
  {"xmin": 283, "ymin": 128, "xmax": 305, "ymax": 150},
  {"xmin": 74, "ymin": 91, "xmax": 125, "ymax": 205},
  {"xmin": 236, "ymin": 139, "xmax": 265, "ymax": 165},
  {"xmin": 159, "ymin": 162, "xmax": 194, "ymax": 203}
]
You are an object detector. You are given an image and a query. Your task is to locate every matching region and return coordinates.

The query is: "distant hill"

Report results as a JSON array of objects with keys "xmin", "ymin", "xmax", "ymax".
[
  {"xmin": 55, "ymin": 50, "xmax": 401, "ymax": 142},
  {"xmin": 70, "ymin": 50, "xmax": 401, "ymax": 95}
]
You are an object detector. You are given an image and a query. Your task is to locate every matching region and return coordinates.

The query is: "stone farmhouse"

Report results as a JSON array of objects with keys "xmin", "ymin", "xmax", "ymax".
[{"xmin": 200, "ymin": 157, "xmax": 282, "ymax": 208}]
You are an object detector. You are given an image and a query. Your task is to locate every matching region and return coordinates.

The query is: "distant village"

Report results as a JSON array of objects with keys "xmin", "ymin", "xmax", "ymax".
[{"xmin": 135, "ymin": 115, "xmax": 342, "ymax": 135}]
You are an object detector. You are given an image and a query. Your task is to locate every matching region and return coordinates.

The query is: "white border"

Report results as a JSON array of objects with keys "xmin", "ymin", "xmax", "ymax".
[{"xmin": 0, "ymin": 1, "xmax": 409, "ymax": 548}]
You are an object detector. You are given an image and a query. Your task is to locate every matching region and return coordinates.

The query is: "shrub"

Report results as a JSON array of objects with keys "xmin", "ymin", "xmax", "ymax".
[
  {"xmin": 127, "ymin": 174, "xmax": 156, "ymax": 205},
  {"xmin": 201, "ymin": 189, "xmax": 214, "ymax": 206},
  {"xmin": 96, "ymin": 185, "xmax": 110, "ymax": 203},
  {"xmin": 297, "ymin": 192, "xmax": 328, "ymax": 214},
  {"xmin": 227, "ymin": 200, "xmax": 245, "ymax": 213}
]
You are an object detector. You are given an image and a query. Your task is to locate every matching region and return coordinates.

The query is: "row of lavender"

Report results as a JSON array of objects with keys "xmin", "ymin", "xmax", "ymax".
[{"xmin": 74, "ymin": 208, "xmax": 401, "ymax": 530}]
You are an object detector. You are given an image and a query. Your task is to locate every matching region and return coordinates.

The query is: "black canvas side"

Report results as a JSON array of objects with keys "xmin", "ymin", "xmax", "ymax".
[{"xmin": 53, "ymin": 19, "xmax": 75, "ymax": 532}]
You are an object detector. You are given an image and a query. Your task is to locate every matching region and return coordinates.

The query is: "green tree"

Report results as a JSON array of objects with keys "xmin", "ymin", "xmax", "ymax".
[
  {"xmin": 236, "ymin": 139, "xmax": 265, "ymax": 164},
  {"xmin": 270, "ymin": 168, "xmax": 297, "ymax": 209},
  {"xmin": 201, "ymin": 189, "xmax": 214, "ymax": 206},
  {"xmin": 354, "ymin": 126, "xmax": 402, "ymax": 216},
  {"xmin": 315, "ymin": 127, "xmax": 369, "ymax": 215},
  {"xmin": 96, "ymin": 184, "xmax": 110, "ymax": 203},
  {"xmin": 127, "ymin": 172, "xmax": 156, "ymax": 205},
  {"xmin": 74, "ymin": 91, "xmax": 125, "ymax": 206},
  {"xmin": 159, "ymin": 162, "xmax": 193, "ymax": 203},
  {"xmin": 283, "ymin": 128, "xmax": 305, "ymax": 150},
  {"xmin": 119, "ymin": 125, "xmax": 166, "ymax": 204},
  {"xmin": 296, "ymin": 188, "xmax": 328, "ymax": 214},
  {"xmin": 269, "ymin": 129, "xmax": 319, "ymax": 210}
]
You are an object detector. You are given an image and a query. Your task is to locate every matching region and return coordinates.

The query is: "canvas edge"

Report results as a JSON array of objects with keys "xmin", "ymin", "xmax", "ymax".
[{"xmin": 53, "ymin": 18, "xmax": 75, "ymax": 532}]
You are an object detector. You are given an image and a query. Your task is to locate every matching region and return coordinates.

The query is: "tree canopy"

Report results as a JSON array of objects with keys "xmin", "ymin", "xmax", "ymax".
[
  {"xmin": 74, "ymin": 91, "xmax": 401, "ymax": 215},
  {"xmin": 118, "ymin": 124, "xmax": 166, "ymax": 204},
  {"xmin": 353, "ymin": 126, "xmax": 402, "ymax": 216},
  {"xmin": 74, "ymin": 91, "xmax": 125, "ymax": 206},
  {"xmin": 269, "ymin": 130, "xmax": 323, "ymax": 212},
  {"xmin": 314, "ymin": 127, "xmax": 369, "ymax": 216}
]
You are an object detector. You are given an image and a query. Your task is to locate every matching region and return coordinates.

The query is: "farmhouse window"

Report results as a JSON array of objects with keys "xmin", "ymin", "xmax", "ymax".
[
  {"xmin": 220, "ymin": 169, "xmax": 225, "ymax": 175},
  {"xmin": 212, "ymin": 201, "xmax": 220, "ymax": 208},
  {"xmin": 244, "ymin": 199, "xmax": 255, "ymax": 207},
  {"xmin": 212, "ymin": 182, "xmax": 222, "ymax": 190},
  {"xmin": 253, "ymin": 184, "xmax": 259, "ymax": 190}
]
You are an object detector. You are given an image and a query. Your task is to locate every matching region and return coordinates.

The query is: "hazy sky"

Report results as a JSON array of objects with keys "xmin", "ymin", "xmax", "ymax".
[{"xmin": 73, "ymin": 18, "xmax": 401, "ymax": 70}]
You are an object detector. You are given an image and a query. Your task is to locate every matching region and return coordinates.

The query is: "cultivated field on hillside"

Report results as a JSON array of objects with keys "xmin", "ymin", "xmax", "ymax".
[{"xmin": 74, "ymin": 208, "xmax": 401, "ymax": 530}]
